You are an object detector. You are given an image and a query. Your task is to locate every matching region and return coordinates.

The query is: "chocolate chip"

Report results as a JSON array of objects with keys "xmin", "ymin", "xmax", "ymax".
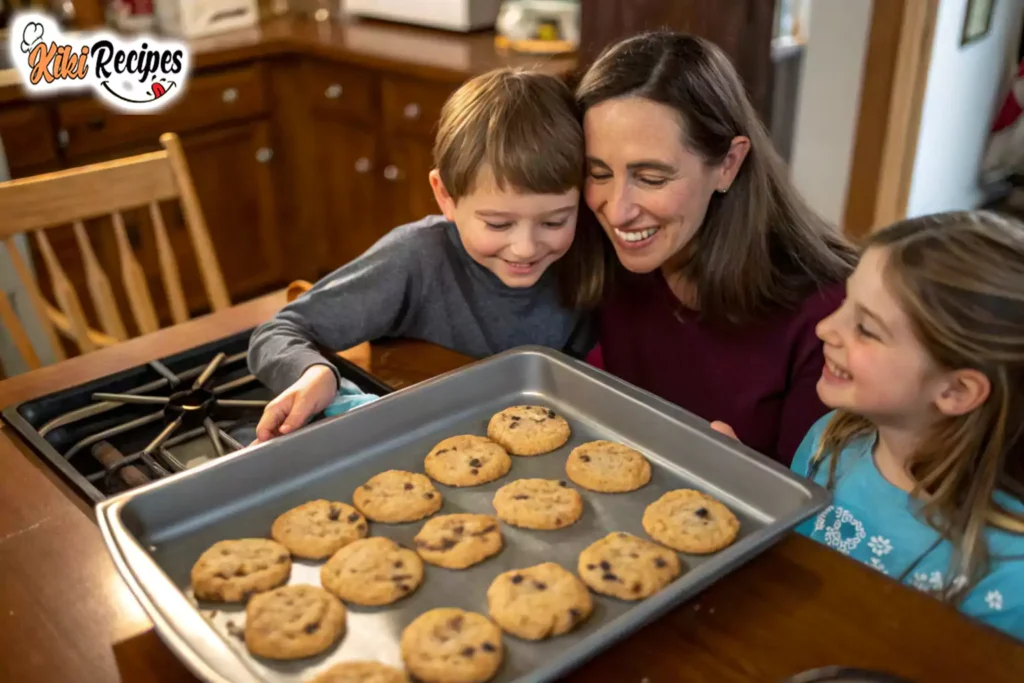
[
  {"xmin": 510, "ymin": 415, "xmax": 520, "ymax": 421},
  {"xmin": 392, "ymin": 574, "xmax": 413, "ymax": 581},
  {"xmin": 632, "ymin": 582, "xmax": 642, "ymax": 594},
  {"xmin": 241, "ymin": 591, "xmax": 253, "ymax": 602},
  {"xmin": 695, "ymin": 507, "xmax": 710, "ymax": 519},
  {"xmin": 347, "ymin": 512, "xmax": 360, "ymax": 522},
  {"xmin": 555, "ymin": 517, "xmax": 562, "ymax": 525},
  {"xmin": 277, "ymin": 554, "xmax": 288, "ymax": 564},
  {"xmin": 356, "ymin": 522, "xmax": 366, "ymax": 531},
  {"xmin": 629, "ymin": 552, "xmax": 639, "ymax": 558},
  {"xmin": 599, "ymin": 560, "xmax": 611, "ymax": 571},
  {"xmin": 482, "ymin": 642, "xmax": 497, "ymax": 653},
  {"xmin": 404, "ymin": 483, "xmax": 414, "ymax": 490},
  {"xmin": 461, "ymin": 646, "xmax": 475, "ymax": 657},
  {"xmin": 424, "ymin": 492, "xmax": 435, "ymax": 499},
  {"xmin": 328, "ymin": 506, "xmax": 341, "ymax": 521},
  {"xmin": 226, "ymin": 620, "xmax": 244, "ymax": 639},
  {"xmin": 221, "ymin": 550, "xmax": 230, "ymax": 556},
  {"xmin": 569, "ymin": 608, "xmax": 581, "ymax": 621},
  {"xmin": 513, "ymin": 494, "xmax": 529, "ymax": 500},
  {"xmin": 436, "ymin": 448, "xmax": 448, "ymax": 454},
  {"xmin": 305, "ymin": 622, "xmax": 319, "ymax": 634},
  {"xmin": 394, "ymin": 560, "xmax": 404, "ymax": 568},
  {"xmin": 586, "ymin": 564, "xmax": 596, "ymax": 570},
  {"xmin": 398, "ymin": 584, "xmax": 410, "ymax": 592},
  {"xmin": 362, "ymin": 484, "xmax": 372, "ymax": 491},
  {"xmin": 214, "ymin": 571, "xmax": 228, "ymax": 579},
  {"xmin": 470, "ymin": 468, "xmax": 479, "ymax": 475},
  {"xmin": 655, "ymin": 557, "xmax": 667, "ymax": 568},
  {"xmin": 449, "ymin": 616, "xmax": 464, "ymax": 631},
  {"xmin": 559, "ymin": 480, "xmax": 568, "ymax": 487},
  {"xmin": 451, "ymin": 447, "xmax": 457, "ymax": 451},
  {"xmin": 441, "ymin": 538, "xmax": 457, "ymax": 550},
  {"xmin": 508, "ymin": 422, "xmax": 519, "ymax": 430},
  {"xmin": 511, "ymin": 574, "xmax": 523, "ymax": 584},
  {"xmin": 234, "ymin": 567, "xmax": 247, "ymax": 576},
  {"xmin": 602, "ymin": 572, "xmax": 618, "ymax": 582},
  {"xmin": 469, "ymin": 458, "xmax": 481, "ymax": 467},
  {"xmin": 452, "ymin": 525, "xmax": 464, "ymax": 535},
  {"xmin": 534, "ymin": 581, "xmax": 547, "ymax": 590},
  {"xmin": 547, "ymin": 409, "xmax": 556, "ymax": 418},
  {"xmin": 580, "ymin": 455, "xmax": 590, "ymax": 462}
]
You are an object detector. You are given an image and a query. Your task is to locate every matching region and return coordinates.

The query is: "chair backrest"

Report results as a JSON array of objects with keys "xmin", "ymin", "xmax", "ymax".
[{"xmin": 0, "ymin": 132, "xmax": 230, "ymax": 372}]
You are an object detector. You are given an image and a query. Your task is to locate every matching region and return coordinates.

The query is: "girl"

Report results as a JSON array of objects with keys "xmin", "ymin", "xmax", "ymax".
[{"xmin": 793, "ymin": 210, "xmax": 1024, "ymax": 640}]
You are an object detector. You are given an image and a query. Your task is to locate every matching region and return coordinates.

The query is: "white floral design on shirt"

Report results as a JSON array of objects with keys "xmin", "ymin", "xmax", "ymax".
[
  {"xmin": 868, "ymin": 536, "xmax": 893, "ymax": 557},
  {"xmin": 816, "ymin": 506, "xmax": 867, "ymax": 555},
  {"xmin": 911, "ymin": 571, "xmax": 945, "ymax": 592},
  {"xmin": 986, "ymin": 590, "xmax": 1004, "ymax": 611},
  {"xmin": 868, "ymin": 557, "xmax": 887, "ymax": 574}
]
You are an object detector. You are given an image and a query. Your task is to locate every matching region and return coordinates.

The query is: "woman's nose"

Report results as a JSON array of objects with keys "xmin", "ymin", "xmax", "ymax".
[
  {"xmin": 595, "ymin": 180, "xmax": 640, "ymax": 227},
  {"xmin": 816, "ymin": 312, "xmax": 842, "ymax": 347}
]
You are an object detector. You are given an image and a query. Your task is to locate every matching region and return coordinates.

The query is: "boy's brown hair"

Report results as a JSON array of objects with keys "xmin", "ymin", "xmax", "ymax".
[{"xmin": 434, "ymin": 67, "xmax": 608, "ymax": 308}]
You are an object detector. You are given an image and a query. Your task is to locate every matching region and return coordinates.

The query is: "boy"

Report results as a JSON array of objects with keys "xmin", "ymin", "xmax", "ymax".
[{"xmin": 248, "ymin": 67, "xmax": 602, "ymax": 441}]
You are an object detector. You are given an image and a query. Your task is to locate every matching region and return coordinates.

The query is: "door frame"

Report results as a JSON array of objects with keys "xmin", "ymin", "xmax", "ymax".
[{"xmin": 843, "ymin": 0, "xmax": 940, "ymax": 238}]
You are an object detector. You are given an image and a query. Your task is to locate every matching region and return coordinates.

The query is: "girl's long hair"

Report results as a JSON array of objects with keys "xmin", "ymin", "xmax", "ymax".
[{"xmin": 814, "ymin": 211, "xmax": 1024, "ymax": 600}]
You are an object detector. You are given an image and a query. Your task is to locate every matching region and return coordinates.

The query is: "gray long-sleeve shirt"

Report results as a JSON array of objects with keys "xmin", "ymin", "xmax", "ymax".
[{"xmin": 248, "ymin": 216, "xmax": 595, "ymax": 394}]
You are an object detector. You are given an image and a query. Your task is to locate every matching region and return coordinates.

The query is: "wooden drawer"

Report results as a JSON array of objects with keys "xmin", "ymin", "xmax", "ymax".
[
  {"xmin": 0, "ymin": 104, "xmax": 58, "ymax": 174},
  {"xmin": 301, "ymin": 60, "xmax": 376, "ymax": 124},
  {"xmin": 57, "ymin": 63, "xmax": 269, "ymax": 158},
  {"xmin": 381, "ymin": 76, "xmax": 454, "ymax": 138}
]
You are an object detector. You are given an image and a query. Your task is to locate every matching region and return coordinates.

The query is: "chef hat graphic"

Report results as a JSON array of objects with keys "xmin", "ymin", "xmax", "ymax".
[{"xmin": 21, "ymin": 22, "xmax": 45, "ymax": 54}]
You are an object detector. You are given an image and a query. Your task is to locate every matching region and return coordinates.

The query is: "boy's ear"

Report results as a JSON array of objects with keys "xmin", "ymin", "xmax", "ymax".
[
  {"xmin": 934, "ymin": 368, "xmax": 990, "ymax": 417},
  {"xmin": 429, "ymin": 170, "xmax": 456, "ymax": 221}
]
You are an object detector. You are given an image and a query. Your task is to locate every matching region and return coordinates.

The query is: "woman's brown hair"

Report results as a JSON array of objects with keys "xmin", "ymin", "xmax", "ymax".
[
  {"xmin": 576, "ymin": 30, "xmax": 857, "ymax": 322},
  {"xmin": 814, "ymin": 210, "xmax": 1024, "ymax": 601}
]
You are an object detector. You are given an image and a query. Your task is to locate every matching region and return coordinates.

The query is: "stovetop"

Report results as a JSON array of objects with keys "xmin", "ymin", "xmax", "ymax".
[{"xmin": 1, "ymin": 329, "xmax": 392, "ymax": 504}]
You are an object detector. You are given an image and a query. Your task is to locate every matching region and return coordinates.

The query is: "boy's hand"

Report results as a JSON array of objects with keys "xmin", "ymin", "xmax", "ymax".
[{"xmin": 255, "ymin": 365, "xmax": 338, "ymax": 443}]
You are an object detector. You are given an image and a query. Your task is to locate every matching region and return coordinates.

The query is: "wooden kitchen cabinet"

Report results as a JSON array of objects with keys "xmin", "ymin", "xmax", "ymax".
[{"xmin": 380, "ymin": 136, "xmax": 439, "ymax": 231}]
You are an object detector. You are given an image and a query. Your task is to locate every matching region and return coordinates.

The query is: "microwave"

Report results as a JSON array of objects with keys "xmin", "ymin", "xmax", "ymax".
[{"xmin": 342, "ymin": 0, "xmax": 504, "ymax": 33}]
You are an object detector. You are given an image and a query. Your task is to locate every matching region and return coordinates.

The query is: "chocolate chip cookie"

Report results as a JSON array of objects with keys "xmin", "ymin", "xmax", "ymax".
[
  {"xmin": 486, "ymin": 562, "xmax": 592, "ymax": 640},
  {"xmin": 191, "ymin": 538, "xmax": 291, "ymax": 603},
  {"xmin": 424, "ymin": 436, "xmax": 512, "ymax": 487},
  {"xmin": 491, "ymin": 478, "xmax": 582, "ymax": 530},
  {"xmin": 565, "ymin": 440, "xmax": 651, "ymax": 493},
  {"xmin": 577, "ymin": 532, "xmax": 681, "ymax": 600},
  {"xmin": 244, "ymin": 584, "xmax": 345, "ymax": 660},
  {"xmin": 308, "ymin": 661, "xmax": 410, "ymax": 683},
  {"xmin": 414, "ymin": 513, "xmax": 504, "ymax": 569},
  {"xmin": 400, "ymin": 608, "xmax": 503, "ymax": 683},
  {"xmin": 270, "ymin": 500, "xmax": 369, "ymax": 560},
  {"xmin": 642, "ymin": 489, "xmax": 740, "ymax": 554},
  {"xmin": 353, "ymin": 470, "xmax": 443, "ymax": 523},
  {"xmin": 486, "ymin": 405, "xmax": 570, "ymax": 456},
  {"xmin": 320, "ymin": 537, "xmax": 423, "ymax": 606}
]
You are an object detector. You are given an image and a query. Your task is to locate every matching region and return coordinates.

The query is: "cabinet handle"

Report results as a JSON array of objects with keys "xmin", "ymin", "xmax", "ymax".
[
  {"xmin": 383, "ymin": 165, "xmax": 404, "ymax": 181},
  {"xmin": 354, "ymin": 157, "xmax": 372, "ymax": 173},
  {"xmin": 255, "ymin": 147, "xmax": 274, "ymax": 163},
  {"xmin": 222, "ymin": 87, "xmax": 239, "ymax": 103},
  {"xmin": 57, "ymin": 129, "xmax": 69, "ymax": 149},
  {"xmin": 324, "ymin": 83, "xmax": 343, "ymax": 99},
  {"xmin": 403, "ymin": 103, "xmax": 421, "ymax": 120}
]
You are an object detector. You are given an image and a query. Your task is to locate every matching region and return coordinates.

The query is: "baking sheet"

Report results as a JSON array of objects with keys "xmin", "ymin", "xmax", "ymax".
[{"xmin": 97, "ymin": 346, "xmax": 831, "ymax": 683}]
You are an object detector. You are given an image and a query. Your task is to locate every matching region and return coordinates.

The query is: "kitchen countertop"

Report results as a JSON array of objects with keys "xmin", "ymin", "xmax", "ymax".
[
  {"xmin": 0, "ymin": 15, "xmax": 578, "ymax": 105},
  {"xmin": 1, "ymin": 290, "xmax": 1023, "ymax": 682}
]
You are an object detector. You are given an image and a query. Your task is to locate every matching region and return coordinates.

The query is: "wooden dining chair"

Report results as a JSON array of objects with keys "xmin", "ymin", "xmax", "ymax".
[{"xmin": 0, "ymin": 132, "xmax": 230, "ymax": 372}]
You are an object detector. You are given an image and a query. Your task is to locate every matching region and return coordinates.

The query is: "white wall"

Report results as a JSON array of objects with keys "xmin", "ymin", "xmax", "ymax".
[
  {"xmin": 789, "ymin": 0, "xmax": 874, "ymax": 227},
  {"xmin": 906, "ymin": 0, "xmax": 1024, "ymax": 216}
]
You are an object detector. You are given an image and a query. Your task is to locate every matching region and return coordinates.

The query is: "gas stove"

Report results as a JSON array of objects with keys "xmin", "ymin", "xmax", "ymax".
[{"xmin": 1, "ymin": 329, "xmax": 392, "ymax": 504}]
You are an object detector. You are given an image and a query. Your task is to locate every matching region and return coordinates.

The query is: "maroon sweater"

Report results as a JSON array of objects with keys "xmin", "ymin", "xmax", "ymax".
[{"xmin": 588, "ymin": 273, "xmax": 844, "ymax": 465}]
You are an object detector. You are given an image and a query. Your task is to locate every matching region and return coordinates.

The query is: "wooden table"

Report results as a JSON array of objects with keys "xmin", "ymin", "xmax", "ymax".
[{"xmin": 1, "ymin": 290, "xmax": 1022, "ymax": 683}]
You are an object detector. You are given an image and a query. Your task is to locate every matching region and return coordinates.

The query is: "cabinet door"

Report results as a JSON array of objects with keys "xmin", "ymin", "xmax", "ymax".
[
  {"xmin": 179, "ymin": 120, "xmax": 284, "ymax": 303},
  {"xmin": 380, "ymin": 136, "xmax": 439, "ymax": 232},
  {"xmin": 308, "ymin": 114, "xmax": 381, "ymax": 273}
]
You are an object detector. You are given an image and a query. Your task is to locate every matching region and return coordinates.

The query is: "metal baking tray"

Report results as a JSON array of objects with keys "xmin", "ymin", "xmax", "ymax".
[{"xmin": 96, "ymin": 346, "xmax": 831, "ymax": 683}]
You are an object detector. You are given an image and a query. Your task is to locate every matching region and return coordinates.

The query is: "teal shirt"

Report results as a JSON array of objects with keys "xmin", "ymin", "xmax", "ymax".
[{"xmin": 792, "ymin": 413, "xmax": 1024, "ymax": 642}]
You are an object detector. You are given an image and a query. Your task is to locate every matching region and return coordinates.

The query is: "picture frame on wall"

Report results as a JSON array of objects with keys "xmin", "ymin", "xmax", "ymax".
[{"xmin": 962, "ymin": 0, "xmax": 996, "ymax": 46}]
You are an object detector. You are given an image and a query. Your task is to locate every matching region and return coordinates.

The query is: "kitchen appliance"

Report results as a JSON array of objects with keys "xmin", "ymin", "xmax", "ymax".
[
  {"xmin": 1, "ymin": 329, "xmax": 392, "ymax": 503},
  {"xmin": 342, "ymin": 0, "xmax": 503, "ymax": 33},
  {"xmin": 93, "ymin": 346, "xmax": 830, "ymax": 682},
  {"xmin": 154, "ymin": 0, "xmax": 258, "ymax": 39},
  {"xmin": 495, "ymin": 0, "xmax": 579, "ymax": 54}
]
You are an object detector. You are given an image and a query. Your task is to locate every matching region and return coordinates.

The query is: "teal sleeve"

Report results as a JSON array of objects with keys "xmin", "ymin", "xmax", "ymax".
[{"xmin": 790, "ymin": 411, "xmax": 834, "ymax": 480}]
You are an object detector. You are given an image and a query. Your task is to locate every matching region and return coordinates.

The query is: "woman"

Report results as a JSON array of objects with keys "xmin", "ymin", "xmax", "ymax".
[{"xmin": 577, "ymin": 31, "xmax": 857, "ymax": 464}]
